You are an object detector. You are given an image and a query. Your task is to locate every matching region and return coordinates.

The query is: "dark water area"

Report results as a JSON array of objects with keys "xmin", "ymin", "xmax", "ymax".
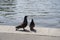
[{"xmin": 0, "ymin": 0, "xmax": 60, "ymax": 28}]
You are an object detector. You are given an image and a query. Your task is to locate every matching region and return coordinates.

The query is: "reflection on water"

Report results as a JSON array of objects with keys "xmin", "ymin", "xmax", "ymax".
[{"xmin": 0, "ymin": 0, "xmax": 60, "ymax": 28}]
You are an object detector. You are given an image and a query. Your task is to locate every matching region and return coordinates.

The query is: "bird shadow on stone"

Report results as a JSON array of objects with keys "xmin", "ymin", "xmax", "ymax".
[
  {"xmin": 31, "ymin": 29, "xmax": 37, "ymax": 33},
  {"xmin": 18, "ymin": 29, "xmax": 30, "ymax": 32}
]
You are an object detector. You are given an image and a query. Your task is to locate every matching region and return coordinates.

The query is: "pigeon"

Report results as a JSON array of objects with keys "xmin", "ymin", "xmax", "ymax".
[
  {"xmin": 29, "ymin": 19, "xmax": 36, "ymax": 32},
  {"xmin": 16, "ymin": 16, "xmax": 28, "ymax": 31}
]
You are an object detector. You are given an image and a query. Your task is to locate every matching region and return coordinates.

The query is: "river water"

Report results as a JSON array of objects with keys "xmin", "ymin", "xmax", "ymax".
[{"xmin": 0, "ymin": 0, "xmax": 60, "ymax": 28}]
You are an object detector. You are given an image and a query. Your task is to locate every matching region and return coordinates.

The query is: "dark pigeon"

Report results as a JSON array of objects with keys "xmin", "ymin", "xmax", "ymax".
[
  {"xmin": 29, "ymin": 19, "xmax": 36, "ymax": 32},
  {"xmin": 16, "ymin": 16, "xmax": 28, "ymax": 31}
]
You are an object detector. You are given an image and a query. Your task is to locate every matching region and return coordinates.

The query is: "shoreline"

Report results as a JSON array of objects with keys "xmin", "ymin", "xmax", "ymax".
[
  {"xmin": 0, "ymin": 25, "xmax": 60, "ymax": 37},
  {"xmin": 0, "ymin": 33, "xmax": 60, "ymax": 40}
]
